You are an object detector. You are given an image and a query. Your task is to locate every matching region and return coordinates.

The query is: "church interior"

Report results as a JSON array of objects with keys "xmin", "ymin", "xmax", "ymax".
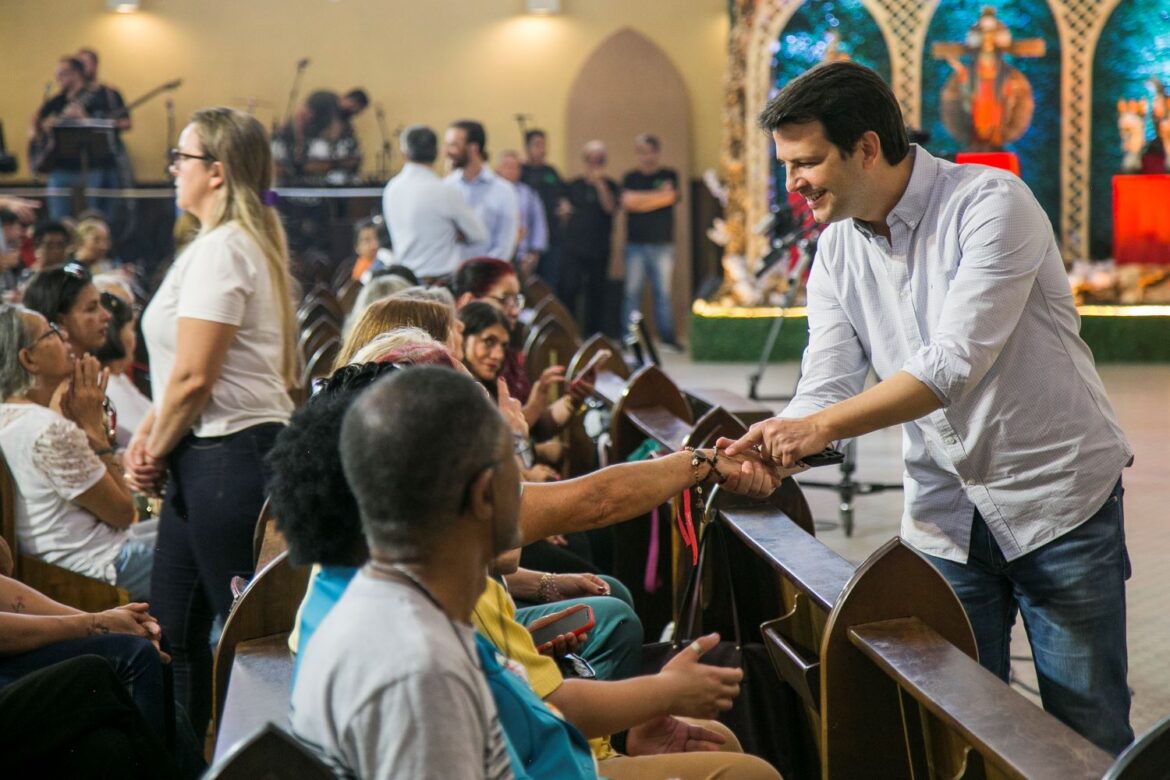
[{"xmin": 1, "ymin": 0, "xmax": 1169, "ymax": 777}]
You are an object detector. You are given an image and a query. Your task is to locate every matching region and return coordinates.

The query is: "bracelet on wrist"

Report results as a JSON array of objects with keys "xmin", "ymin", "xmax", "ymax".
[
  {"xmin": 682, "ymin": 447, "xmax": 728, "ymax": 495},
  {"xmin": 537, "ymin": 572, "xmax": 562, "ymax": 603}
]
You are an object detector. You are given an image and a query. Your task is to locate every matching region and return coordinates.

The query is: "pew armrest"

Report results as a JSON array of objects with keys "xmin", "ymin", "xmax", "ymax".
[{"xmin": 848, "ymin": 617, "xmax": 1113, "ymax": 780}]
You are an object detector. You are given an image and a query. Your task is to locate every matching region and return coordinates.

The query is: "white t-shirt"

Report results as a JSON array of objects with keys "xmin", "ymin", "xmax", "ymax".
[
  {"xmin": 0, "ymin": 403, "xmax": 126, "ymax": 583},
  {"xmin": 105, "ymin": 372, "xmax": 152, "ymax": 448},
  {"xmin": 291, "ymin": 571, "xmax": 514, "ymax": 780},
  {"xmin": 142, "ymin": 222, "xmax": 293, "ymax": 438}
]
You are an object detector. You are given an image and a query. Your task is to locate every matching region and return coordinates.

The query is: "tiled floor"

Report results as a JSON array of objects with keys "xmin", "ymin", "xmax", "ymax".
[{"xmin": 661, "ymin": 354, "xmax": 1170, "ymax": 738}]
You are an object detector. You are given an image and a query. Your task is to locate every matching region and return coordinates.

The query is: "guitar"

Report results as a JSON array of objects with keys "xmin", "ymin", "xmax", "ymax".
[{"xmin": 29, "ymin": 78, "xmax": 182, "ymax": 174}]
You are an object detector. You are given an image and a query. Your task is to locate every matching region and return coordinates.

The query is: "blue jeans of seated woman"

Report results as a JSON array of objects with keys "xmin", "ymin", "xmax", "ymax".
[
  {"xmin": 150, "ymin": 422, "xmax": 283, "ymax": 745},
  {"xmin": 923, "ymin": 479, "xmax": 1133, "ymax": 755},
  {"xmin": 0, "ymin": 633, "xmax": 166, "ymax": 742},
  {"xmin": 514, "ymin": 575, "xmax": 642, "ymax": 681}
]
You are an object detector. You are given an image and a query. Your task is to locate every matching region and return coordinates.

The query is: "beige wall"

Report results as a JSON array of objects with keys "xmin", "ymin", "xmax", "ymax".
[{"xmin": 0, "ymin": 0, "xmax": 728, "ymax": 184}]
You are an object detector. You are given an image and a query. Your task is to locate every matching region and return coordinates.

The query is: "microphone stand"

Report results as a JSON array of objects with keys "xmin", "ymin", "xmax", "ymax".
[
  {"xmin": 374, "ymin": 104, "xmax": 393, "ymax": 181},
  {"xmin": 164, "ymin": 97, "xmax": 176, "ymax": 177},
  {"xmin": 280, "ymin": 59, "xmax": 310, "ymax": 130},
  {"xmin": 514, "ymin": 113, "xmax": 530, "ymax": 145}
]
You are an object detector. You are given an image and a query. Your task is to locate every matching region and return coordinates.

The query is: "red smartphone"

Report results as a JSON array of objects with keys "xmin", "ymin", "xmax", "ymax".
[
  {"xmin": 527, "ymin": 603, "xmax": 595, "ymax": 652},
  {"xmin": 571, "ymin": 349, "xmax": 612, "ymax": 389}
]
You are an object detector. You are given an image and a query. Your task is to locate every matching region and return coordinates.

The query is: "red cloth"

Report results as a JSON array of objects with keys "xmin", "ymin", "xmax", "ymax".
[
  {"xmin": 956, "ymin": 151, "xmax": 1021, "ymax": 177},
  {"xmin": 1113, "ymin": 175, "xmax": 1170, "ymax": 265}
]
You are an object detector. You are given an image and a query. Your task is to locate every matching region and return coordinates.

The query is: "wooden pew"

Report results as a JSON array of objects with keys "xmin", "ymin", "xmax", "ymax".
[
  {"xmin": 1106, "ymin": 713, "xmax": 1170, "ymax": 779},
  {"xmin": 1, "ymin": 451, "xmax": 130, "ymax": 612},
  {"xmin": 685, "ymin": 386, "xmax": 775, "ymax": 428},
  {"xmin": 848, "ymin": 616, "xmax": 1113, "ymax": 779},
  {"xmin": 212, "ymin": 550, "xmax": 308, "ymax": 743},
  {"xmin": 208, "ymin": 722, "xmax": 333, "ymax": 779}
]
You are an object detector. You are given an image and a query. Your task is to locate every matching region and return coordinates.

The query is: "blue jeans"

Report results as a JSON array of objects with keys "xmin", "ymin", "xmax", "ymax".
[
  {"xmin": 515, "ymin": 575, "xmax": 643, "ymax": 681},
  {"xmin": 0, "ymin": 633, "xmax": 167, "ymax": 742},
  {"xmin": 114, "ymin": 538, "xmax": 155, "ymax": 601},
  {"xmin": 623, "ymin": 241, "xmax": 676, "ymax": 344},
  {"xmin": 151, "ymin": 422, "xmax": 283, "ymax": 742},
  {"xmin": 923, "ymin": 479, "xmax": 1133, "ymax": 755},
  {"xmin": 46, "ymin": 166, "xmax": 120, "ymax": 220}
]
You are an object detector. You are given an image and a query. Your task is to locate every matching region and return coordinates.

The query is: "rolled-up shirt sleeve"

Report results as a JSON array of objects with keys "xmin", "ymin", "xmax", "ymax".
[
  {"xmin": 782, "ymin": 237, "xmax": 871, "ymax": 419},
  {"xmin": 901, "ymin": 177, "xmax": 1050, "ymax": 406}
]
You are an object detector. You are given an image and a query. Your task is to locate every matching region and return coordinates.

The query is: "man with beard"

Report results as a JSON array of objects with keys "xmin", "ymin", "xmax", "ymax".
[{"xmin": 445, "ymin": 120, "xmax": 519, "ymax": 262}]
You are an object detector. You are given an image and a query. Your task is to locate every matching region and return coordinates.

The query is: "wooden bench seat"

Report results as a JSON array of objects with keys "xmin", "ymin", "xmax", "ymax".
[
  {"xmin": 849, "ymin": 616, "xmax": 1113, "ymax": 780},
  {"xmin": 212, "ymin": 634, "xmax": 294, "ymax": 764}
]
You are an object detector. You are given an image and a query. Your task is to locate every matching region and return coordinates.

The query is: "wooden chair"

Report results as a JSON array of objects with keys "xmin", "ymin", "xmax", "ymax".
[
  {"xmin": 0, "ymin": 451, "xmax": 129, "ymax": 612},
  {"xmin": 522, "ymin": 275, "xmax": 555, "ymax": 310},
  {"xmin": 296, "ymin": 292, "xmax": 343, "ymax": 331},
  {"xmin": 208, "ymin": 722, "xmax": 333, "ymax": 779},
  {"xmin": 530, "ymin": 294, "xmax": 580, "ymax": 342},
  {"xmin": 300, "ymin": 338, "xmax": 340, "ymax": 389},
  {"xmin": 251, "ymin": 498, "xmax": 287, "ymax": 573},
  {"xmin": 1106, "ymin": 713, "xmax": 1170, "ymax": 779},
  {"xmin": 336, "ymin": 277, "xmax": 361, "ymax": 315},
  {"xmin": 521, "ymin": 316, "xmax": 579, "ymax": 386},
  {"xmin": 212, "ymin": 550, "xmax": 309, "ymax": 731},
  {"xmin": 297, "ymin": 318, "xmax": 340, "ymax": 362}
]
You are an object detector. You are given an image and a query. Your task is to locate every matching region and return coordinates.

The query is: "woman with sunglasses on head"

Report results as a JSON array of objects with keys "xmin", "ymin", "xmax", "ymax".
[
  {"xmin": 0, "ymin": 305, "xmax": 153, "ymax": 599},
  {"xmin": 125, "ymin": 107, "xmax": 297, "ymax": 740},
  {"xmin": 93, "ymin": 282, "xmax": 151, "ymax": 448},
  {"xmin": 22, "ymin": 262, "xmax": 113, "ymax": 361}
]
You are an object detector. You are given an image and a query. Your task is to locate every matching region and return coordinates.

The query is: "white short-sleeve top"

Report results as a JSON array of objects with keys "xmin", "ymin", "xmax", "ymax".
[
  {"xmin": 142, "ymin": 222, "xmax": 293, "ymax": 438},
  {"xmin": 0, "ymin": 403, "xmax": 126, "ymax": 583}
]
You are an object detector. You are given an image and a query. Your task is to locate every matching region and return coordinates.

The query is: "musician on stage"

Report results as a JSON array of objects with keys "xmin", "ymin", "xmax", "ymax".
[
  {"xmin": 76, "ymin": 48, "xmax": 131, "ymax": 134},
  {"xmin": 29, "ymin": 56, "xmax": 124, "ymax": 220},
  {"xmin": 272, "ymin": 90, "xmax": 362, "ymax": 185}
]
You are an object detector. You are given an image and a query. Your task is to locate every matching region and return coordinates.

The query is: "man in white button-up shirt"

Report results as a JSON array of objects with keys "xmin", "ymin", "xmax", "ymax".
[
  {"xmin": 382, "ymin": 125, "xmax": 487, "ymax": 281},
  {"xmin": 727, "ymin": 61, "xmax": 1133, "ymax": 754}
]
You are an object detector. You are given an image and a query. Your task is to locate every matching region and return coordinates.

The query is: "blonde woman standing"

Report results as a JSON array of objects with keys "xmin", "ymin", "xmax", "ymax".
[{"xmin": 126, "ymin": 107, "xmax": 297, "ymax": 738}]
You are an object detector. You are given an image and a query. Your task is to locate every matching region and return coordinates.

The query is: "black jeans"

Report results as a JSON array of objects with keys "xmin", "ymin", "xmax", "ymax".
[
  {"xmin": 150, "ymin": 422, "xmax": 283, "ymax": 741},
  {"xmin": 558, "ymin": 250, "xmax": 609, "ymax": 337}
]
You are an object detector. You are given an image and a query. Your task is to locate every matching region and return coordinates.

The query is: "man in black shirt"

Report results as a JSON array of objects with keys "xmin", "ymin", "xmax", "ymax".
[
  {"xmin": 621, "ymin": 133, "xmax": 680, "ymax": 350},
  {"xmin": 561, "ymin": 140, "xmax": 619, "ymax": 336},
  {"xmin": 31, "ymin": 57, "xmax": 124, "ymax": 220},
  {"xmin": 520, "ymin": 129, "xmax": 569, "ymax": 286}
]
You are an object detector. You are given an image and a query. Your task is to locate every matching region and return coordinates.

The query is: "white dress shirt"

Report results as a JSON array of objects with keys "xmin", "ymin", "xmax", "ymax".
[
  {"xmin": 784, "ymin": 146, "xmax": 1132, "ymax": 563},
  {"xmin": 445, "ymin": 167, "xmax": 519, "ymax": 262},
  {"xmin": 383, "ymin": 162, "xmax": 487, "ymax": 278}
]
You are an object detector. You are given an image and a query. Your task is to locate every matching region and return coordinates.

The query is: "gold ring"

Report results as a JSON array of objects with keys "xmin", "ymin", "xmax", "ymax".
[{"xmin": 689, "ymin": 640, "xmax": 704, "ymax": 655}]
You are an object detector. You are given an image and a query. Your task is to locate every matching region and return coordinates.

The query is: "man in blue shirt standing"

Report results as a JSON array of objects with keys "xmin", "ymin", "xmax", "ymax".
[
  {"xmin": 726, "ymin": 61, "xmax": 1134, "ymax": 755},
  {"xmin": 445, "ymin": 120, "xmax": 519, "ymax": 263}
]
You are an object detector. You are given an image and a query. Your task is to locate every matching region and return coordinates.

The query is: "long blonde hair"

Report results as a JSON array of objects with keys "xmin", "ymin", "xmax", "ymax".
[
  {"xmin": 333, "ymin": 297, "xmax": 454, "ymax": 371},
  {"xmin": 189, "ymin": 107, "xmax": 298, "ymax": 387}
]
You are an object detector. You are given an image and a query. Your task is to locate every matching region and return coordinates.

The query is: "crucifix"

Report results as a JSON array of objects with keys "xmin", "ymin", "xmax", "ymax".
[{"xmin": 932, "ymin": 6, "xmax": 1046, "ymax": 151}]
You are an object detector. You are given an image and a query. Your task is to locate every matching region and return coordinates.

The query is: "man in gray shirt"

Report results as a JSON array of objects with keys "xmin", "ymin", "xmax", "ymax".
[
  {"xmin": 292, "ymin": 368, "xmax": 518, "ymax": 778},
  {"xmin": 727, "ymin": 61, "xmax": 1133, "ymax": 754},
  {"xmin": 382, "ymin": 125, "xmax": 487, "ymax": 281}
]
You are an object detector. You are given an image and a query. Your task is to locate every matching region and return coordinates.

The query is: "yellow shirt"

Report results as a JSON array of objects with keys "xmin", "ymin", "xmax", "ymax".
[{"xmin": 472, "ymin": 577, "xmax": 616, "ymax": 761}]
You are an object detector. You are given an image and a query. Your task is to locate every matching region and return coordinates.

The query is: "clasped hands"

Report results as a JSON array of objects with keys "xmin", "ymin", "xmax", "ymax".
[{"xmin": 712, "ymin": 415, "xmax": 832, "ymax": 497}]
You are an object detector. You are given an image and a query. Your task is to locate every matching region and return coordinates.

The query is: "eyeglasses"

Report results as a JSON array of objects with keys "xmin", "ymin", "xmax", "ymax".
[
  {"xmin": 485, "ymin": 293, "xmax": 525, "ymax": 310},
  {"xmin": 27, "ymin": 322, "xmax": 64, "ymax": 349},
  {"xmin": 168, "ymin": 148, "xmax": 216, "ymax": 166}
]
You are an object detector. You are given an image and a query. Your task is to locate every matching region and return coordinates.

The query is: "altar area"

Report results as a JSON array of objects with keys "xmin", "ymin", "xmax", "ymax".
[{"xmin": 696, "ymin": 0, "xmax": 1170, "ymax": 363}]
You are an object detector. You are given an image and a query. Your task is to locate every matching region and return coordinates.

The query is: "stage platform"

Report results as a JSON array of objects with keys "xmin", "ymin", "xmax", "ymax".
[{"xmin": 690, "ymin": 300, "xmax": 1170, "ymax": 363}]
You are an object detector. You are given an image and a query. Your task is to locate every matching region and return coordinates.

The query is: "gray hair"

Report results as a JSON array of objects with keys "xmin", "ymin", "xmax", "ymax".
[
  {"xmin": 343, "ymin": 275, "xmax": 415, "ymax": 338},
  {"xmin": 390, "ymin": 285, "xmax": 456, "ymax": 310},
  {"xmin": 400, "ymin": 124, "xmax": 438, "ymax": 164},
  {"xmin": 349, "ymin": 327, "xmax": 438, "ymax": 365},
  {"xmin": 0, "ymin": 305, "xmax": 35, "ymax": 399},
  {"xmin": 340, "ymin": 367, "xmax": 505, "ymax": 557}
]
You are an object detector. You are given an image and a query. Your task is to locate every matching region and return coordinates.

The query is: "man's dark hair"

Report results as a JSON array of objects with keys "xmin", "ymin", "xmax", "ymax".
[
  {"xmin": 78, "ymin": 48, "xmax": 98, "ymax": 66},
  {"xmin": 33, "ymin": 221, "xmax": 69, "ymax": 246},
  {"xmin": 400, "ymin": 124, "xmax": 437, "ymax": 164},
  {"xmin": 635, "ymin": 133, "xmax": 660, "ymax": 152},
  {"xmin": 59, "ymin": 57, "xmax": 85, "ymax": 76},
  {"xmin": 0, "ymin": 210, "xmax": 18, "ymax": 227},
  {"xmin": 372, "ymin": 264, "xmax": 419, "ymax": 286},
  {"xmin": 343, "ymin": 88, "xmax": 369, "ymax": 112},
  {"xmin": 524, "ymin": 129, "xmax": 546, "ymax": 147},
  {"xmin": 452, "ymin": 119, "xmax": 488, "ymax": 161},
  {"xmin": 341, "ymin": 367, "xmax": 504, "ymax": 557},
  {"xmin": 758, "ymin": 61, "xmax": 909, "ymax": 165},
  {"xmin": 94, "ymin": 291, "xmax": 133, "ymax": 364},
  {"xmin": 266, "ymin": 362, "xmax": 401, "ymax": 566},
  {"xmin": 22, "ymin": 264, "xmax": 92, "ymax": 321}
]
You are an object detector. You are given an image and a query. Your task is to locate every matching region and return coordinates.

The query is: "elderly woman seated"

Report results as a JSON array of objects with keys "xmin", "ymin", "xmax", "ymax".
[{"xmin": 0, "ymin": 304, "xmax": 153, "ymax": 599}]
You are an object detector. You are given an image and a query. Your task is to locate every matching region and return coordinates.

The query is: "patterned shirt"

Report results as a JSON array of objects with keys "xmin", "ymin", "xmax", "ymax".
[{"xmin": 784, "ymin": 146, "xmax": 1132, "ymax": 563}]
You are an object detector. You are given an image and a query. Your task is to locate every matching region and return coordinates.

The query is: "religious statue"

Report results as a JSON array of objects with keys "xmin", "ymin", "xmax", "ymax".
[
  {"xmin": 1141, "ymin": 79, "xmax": 1170, "ymax": 173},
  {"xmin": 932, "ymin": 6, "xmax": 1045, "ymax": 151},
  {"xmin": 1117, "ymin": 99, "xmax": 1148, "ymax": 173}
]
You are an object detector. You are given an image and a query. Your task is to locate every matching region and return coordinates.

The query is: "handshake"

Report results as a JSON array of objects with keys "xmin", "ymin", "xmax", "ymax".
[{"xmin": 711, "ymin": 416, "xmax": 846, "ymax": 498}]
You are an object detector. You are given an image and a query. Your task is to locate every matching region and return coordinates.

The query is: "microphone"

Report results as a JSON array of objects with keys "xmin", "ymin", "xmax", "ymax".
[
  {"xmin": 514, "ymin": 113, "xmax": 531, "ymax": 121},
  {"xmin": 297, "ymin": 58, "xmax": 310, "ymax": 70}
]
